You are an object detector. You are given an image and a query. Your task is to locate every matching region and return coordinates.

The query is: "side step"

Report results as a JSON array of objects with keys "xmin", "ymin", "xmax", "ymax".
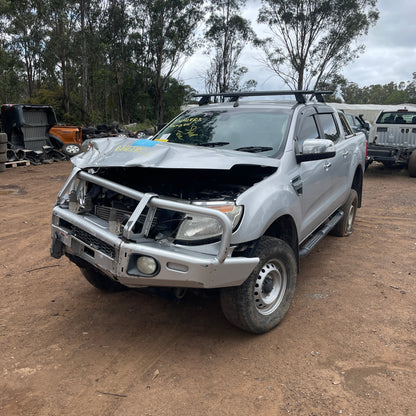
[{"xmin": 299, "ymin": 210, "xmax": 344, "ymax": 258}]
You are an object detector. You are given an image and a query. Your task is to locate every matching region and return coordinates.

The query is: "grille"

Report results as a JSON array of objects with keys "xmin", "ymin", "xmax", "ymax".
[
  {"xmin": 95, "ymin": 205, "xmax": 132, "ymax": 222},
  {"xmin": 71, "ymin": 226, "xmax": 115, "ymax": 258},
  {"xmin": 95, "ymin": 205, "xmax": 158, "ymax": 231}
]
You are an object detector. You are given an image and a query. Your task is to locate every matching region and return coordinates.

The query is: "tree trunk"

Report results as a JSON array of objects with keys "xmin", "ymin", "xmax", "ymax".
[
  {"xmin": 62, "ymin": 58, "xmax": 70, "ymax": 114},
  {"xmin": 80, "ymin": 0, "xmax": 89, "ymax": 123}
]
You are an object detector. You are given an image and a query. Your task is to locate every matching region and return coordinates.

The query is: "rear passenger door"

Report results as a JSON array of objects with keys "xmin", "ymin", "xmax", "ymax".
[{"xmin": 317, "ymin": 112, "xmax": 354, "ymax": 208}]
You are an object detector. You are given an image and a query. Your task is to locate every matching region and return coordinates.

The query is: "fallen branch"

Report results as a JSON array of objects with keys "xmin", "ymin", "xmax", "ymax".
[
  {"xmin": 96, "ymin": 390, "xmax": 127, "ymax": 398},
  {"xmin": 26, "ymin": 264, "xmax": 63, "ymax": 273}
]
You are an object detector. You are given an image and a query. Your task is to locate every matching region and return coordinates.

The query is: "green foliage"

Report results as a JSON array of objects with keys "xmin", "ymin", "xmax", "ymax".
[
  {"xmin": 204, "ymin": 0, "xmax": 256, "ymax": 93},
  {"xmin": 0, "ymin": 47, "xmax": 25, "ymax": 103},
  {"xmin": 319, "ymin": 73, "xmax": 416, "ymax": 105},
  {"xmin": 258, "ymin": 0, "xmax": 379, "ymax": 89},
  {"xmin": 0, "ymin": 0, "xmax": 200, "ymax": 126}
]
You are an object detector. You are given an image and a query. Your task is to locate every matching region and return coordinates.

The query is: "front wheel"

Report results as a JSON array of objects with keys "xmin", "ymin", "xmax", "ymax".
[
  {"xmin": 80, "ymin": 266, "xmax": 127, "ymax": 292},
  {"xmin": 220, "ymin": 237, "xmax": 297, "ymax": 334}
]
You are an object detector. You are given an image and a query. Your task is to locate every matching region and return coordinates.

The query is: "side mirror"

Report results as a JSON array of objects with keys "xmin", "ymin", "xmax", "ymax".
[{"xmin": 296, "ymin": 138, "xmax": 336, "ymax": 163}]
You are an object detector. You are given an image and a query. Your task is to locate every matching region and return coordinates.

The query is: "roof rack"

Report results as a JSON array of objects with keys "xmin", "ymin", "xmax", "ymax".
[{"xmin": 193, "ymin": 90, "xmax": 333, "ymax": 106}]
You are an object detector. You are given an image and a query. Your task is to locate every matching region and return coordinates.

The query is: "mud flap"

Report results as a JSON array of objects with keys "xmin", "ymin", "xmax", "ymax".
[{"xmin": 50, "ymin": 234, "xmax": 64, "ymax": 259}]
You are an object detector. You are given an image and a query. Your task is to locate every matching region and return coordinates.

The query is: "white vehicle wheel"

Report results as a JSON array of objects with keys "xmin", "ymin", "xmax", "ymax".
[
  {"xmin": 220, "ymin": 237, "xmax": 297, "ymax": 334},
  {"xmin": 63, "ymin": 143, "xmax": 81, "ymax": 156}
]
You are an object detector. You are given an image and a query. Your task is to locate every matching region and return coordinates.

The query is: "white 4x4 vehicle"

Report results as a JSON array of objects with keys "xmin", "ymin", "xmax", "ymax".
[
  {"xmin": 50, "ymin": 91, "xmax": 366, "ymax": 333},
  {"xmin": 367, "ymin": 108, "xmax": 416, "ymax": 176}
]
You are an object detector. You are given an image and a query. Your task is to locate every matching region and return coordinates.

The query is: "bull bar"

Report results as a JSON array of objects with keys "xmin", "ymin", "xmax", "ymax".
[{"xmin": 51, "ymin": 168, "xmax": 259, "ymax": 288}]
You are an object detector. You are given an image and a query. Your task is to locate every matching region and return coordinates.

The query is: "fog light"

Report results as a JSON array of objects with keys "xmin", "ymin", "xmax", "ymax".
[{"xmin": 136, "ymin": 256, "xmax": 157, "ymax": 275}]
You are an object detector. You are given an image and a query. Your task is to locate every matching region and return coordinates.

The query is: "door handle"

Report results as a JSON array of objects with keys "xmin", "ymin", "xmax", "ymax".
[
  {"xmin": 324, "ymin": 162, "xmax": 332, "ymax": 171},
  {"xmin": 343, "ymin": 151, "xmax": 349, "ymax": 158}
]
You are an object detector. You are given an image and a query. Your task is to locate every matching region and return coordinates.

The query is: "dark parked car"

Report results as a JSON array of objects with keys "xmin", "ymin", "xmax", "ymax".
[{"xmin": 344, "ymin": 113, "xmax": 371, "ymax": 139}]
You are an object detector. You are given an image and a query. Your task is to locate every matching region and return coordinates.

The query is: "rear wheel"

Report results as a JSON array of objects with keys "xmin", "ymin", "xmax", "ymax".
[
  {"xmin": 408, "ymin": 151, "xmax": 416, "ymax": 177},
  {"xmin": 80, "ymin": 266, "xmax": 127, "ymax": 292},
  {"xmin": 330, "ymin": 189, "xmax": 358, "ymax": 237},
  {"xmin": 220, "ymin": 237, "xmax": 297, "ymax": 334}
]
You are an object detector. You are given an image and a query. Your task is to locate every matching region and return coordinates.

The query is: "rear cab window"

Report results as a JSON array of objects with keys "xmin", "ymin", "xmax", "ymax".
[{"xmin": 376, "ymin": 110, "xmax": 416, "ymax": 124}]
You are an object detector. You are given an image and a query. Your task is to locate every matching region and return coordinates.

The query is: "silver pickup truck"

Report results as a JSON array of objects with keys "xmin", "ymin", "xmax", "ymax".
[
  {"xmin": 367, "ymin": 108, "xmax": 416, "ymax": 176},
  {"xmin": 50, "ymin": 91, "xmax": 366, "ymax": 333}
]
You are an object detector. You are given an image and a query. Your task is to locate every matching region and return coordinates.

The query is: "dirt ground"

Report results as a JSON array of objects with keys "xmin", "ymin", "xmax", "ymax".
[{"xmin": 0, "ymin": 161, "xmax": 415, "ymax": 416}]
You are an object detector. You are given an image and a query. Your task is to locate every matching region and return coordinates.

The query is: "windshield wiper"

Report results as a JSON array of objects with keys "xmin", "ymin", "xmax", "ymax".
[
  {"xmin": 196, "ymin": 141, "xmax": 230, "ymax": 147},
  {"xmin": 235, "ymin": 146, "xmax": 273, "ymax": 153}
]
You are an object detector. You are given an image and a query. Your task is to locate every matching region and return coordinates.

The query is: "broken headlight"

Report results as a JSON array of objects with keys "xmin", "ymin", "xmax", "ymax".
[
  {"xmin": 175, "ymin": 202, "xmax": 243, "ymax": 243},
  {"xmin": 68, "ymin": 180, "xmax": 92, "ymax": 214}
]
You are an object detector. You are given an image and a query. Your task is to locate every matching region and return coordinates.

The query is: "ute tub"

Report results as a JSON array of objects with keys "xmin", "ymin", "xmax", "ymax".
[{"xmin": 51, "ymin": 169, "xmax": 259, "ymax": 289}]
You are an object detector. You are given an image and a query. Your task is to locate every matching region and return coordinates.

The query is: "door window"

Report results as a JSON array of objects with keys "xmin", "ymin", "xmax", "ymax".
[
  {"xmin": 317, "ymin": 114, "xmax": 340, "ymax": 142},
  {"xmin": 297, "ymin": 116, "xmax": 319, "ymax": 148}
]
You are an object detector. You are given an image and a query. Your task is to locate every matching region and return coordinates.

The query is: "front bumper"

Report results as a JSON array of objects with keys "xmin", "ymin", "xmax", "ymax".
[{"xmin": 51, "ymin": 205, "xmax": 258, "ymax": 289}]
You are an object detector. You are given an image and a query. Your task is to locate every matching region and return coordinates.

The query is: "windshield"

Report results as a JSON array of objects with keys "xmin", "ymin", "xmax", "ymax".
[{"xmin": 153, "ymin": 107, "xmax": 291, "ymax": 156}]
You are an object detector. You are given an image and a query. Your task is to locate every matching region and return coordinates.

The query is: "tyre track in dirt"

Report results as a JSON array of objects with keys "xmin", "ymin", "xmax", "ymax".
[{"xmin": 1, "ymin": 161, "xmax": 415, "ymax": 416}]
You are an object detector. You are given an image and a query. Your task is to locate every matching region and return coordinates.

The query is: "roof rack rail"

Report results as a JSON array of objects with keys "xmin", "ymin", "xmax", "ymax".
[{"xmin": 192, "ymin": 90, "xmax": 333, "ymax": 106}]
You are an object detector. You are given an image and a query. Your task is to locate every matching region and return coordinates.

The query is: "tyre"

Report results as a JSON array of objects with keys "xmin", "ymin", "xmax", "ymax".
[
  {"xmin": 220, "ymin": 237, "xmax": 297, "ymax": 334},
  {"xmin": 80, "ymin": 266, "xmax": 127, "ymax": 292},
  {"xmin": 7, "ymin": 149, "xmax": 18, "ymax": 161},
  {"xmin": 62, "ymin": 143, "xmax": 81, "ymax": 156},
  {"xmin": 330, "ymin": 189, "xmax": 358, "ymax": 237},
  {"xmin": 408, "ymin": 151, "xmax": 416, "ymax": 177}
]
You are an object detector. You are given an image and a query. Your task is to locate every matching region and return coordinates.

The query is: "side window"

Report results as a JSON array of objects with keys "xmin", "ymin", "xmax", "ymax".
[
  {"xmin": 297, "ymin": 116, "xmax": 319, "ymax": 148},
  {"xmin": 317, "ymin": 113, "xmax": 340, "ymax": 142},
  {"xmin": 338, "ymin": 112, "xmax": 354, "ymax": 137}
]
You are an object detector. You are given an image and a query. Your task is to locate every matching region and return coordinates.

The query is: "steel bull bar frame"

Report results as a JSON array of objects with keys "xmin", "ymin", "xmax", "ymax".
[{"xmin": 51, "ymin": 168, "xmax": 259, "ymax": 288}]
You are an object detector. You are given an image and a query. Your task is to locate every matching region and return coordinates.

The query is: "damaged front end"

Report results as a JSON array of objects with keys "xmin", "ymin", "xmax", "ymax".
[{"xmin": 50, "ymin": 162, "xmax": 278, "ymax": 288}]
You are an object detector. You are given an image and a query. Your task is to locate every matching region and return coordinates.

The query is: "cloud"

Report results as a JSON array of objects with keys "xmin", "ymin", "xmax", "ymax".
[{"xmin": 179, "ymin": 0, "xmax": 416, "ymax": 91}]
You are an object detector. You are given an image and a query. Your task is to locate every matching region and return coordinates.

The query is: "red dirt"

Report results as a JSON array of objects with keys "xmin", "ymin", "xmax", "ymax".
[{"xmin": 0, "ymin": 161, "xmax": 415, "ymax": 416}]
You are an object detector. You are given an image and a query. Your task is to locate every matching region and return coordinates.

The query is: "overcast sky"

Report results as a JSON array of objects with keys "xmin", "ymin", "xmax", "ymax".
[{"xmin": 179, "ymin": 0, "xmax": 416, "ymax": 92}]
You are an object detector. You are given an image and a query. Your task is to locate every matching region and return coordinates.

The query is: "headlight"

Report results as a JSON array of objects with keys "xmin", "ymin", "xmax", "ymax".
[
  {"xmin": 68, "ymin": 179, "xmax": 92, "ymax": 214},
  {"xmin": 176, "ymin": 202, "xmax": 243, "ymax": 243}
]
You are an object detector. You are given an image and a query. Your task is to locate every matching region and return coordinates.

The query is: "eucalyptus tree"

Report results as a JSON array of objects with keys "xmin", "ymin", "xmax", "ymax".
[
  {"xmin": 257, "ymin": 0, "xmax": 379, "ymax": 90},
  {"xmin": 204, "ymin": 0, "xmax": 255, "ymax": 94},
  {"xmin": 41, "ymin": 0, "xmax": 81, "ymax": 115},
  {"xmin": 6, "ymin": 0, "xmax": 45, "ymax": 97},
  {"xmin": 0, "ymin": 0, "xmax": 24, "ymax": 102},
  {"xmin": 132, "ymin": 0, "xmax": 204, "ymax": 123}
]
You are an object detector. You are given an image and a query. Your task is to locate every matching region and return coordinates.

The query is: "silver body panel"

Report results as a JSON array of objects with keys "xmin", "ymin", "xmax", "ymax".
[
  {"xmin": 369, "ymin": 124, "xmax": 416, "ymax": 148},
  {"xmin": 51, "ymin": 100, "xmax": 366, "ymax": 289}
]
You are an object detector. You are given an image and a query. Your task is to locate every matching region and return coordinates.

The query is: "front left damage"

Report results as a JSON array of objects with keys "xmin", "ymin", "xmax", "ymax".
[{"xmin": 50, "ymin": 137, "xmax": 278, "ymax": 289}]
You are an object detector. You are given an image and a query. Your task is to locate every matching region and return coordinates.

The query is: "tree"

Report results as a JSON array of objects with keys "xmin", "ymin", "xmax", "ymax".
[
  {"xmin": 6, "ymin": 0, "xmax": 45, "ymax": 97},
  {"xmin": 204, "ymin": 0, "xmax": 256, "ymax": 94},
  {"xmin": 257, "ymin": 0, "xmax": 379, "ymax": 90},
  {"xmin": 132, "ymin": 0, "xmax": 204, "ymax": 123},
  {"xmin": 319, "ymin": 73, "xmax": 416, "ymax": 105},
  {"xmin": 41, "ymin": 0, "xmax": 80, "ymax": 115}
]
